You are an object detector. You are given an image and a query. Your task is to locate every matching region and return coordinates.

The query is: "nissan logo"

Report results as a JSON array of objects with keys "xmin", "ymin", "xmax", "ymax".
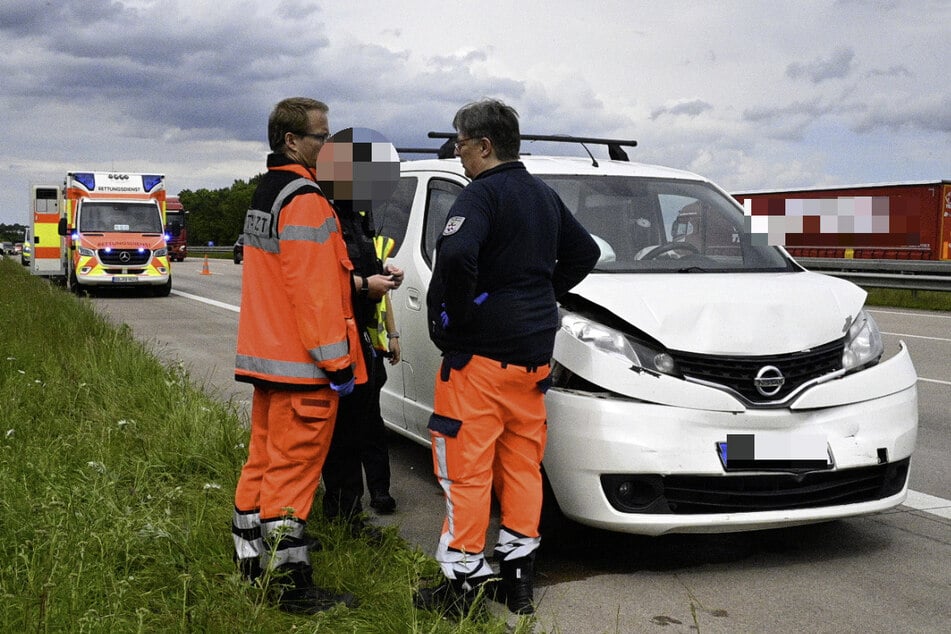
[
  {"xmin": 753, "ymin": 365, "xmax": 785, "ymax": 397},
  {"xmin": 119, "ymin": 251, "xmax": 132, "ymax": 263}
]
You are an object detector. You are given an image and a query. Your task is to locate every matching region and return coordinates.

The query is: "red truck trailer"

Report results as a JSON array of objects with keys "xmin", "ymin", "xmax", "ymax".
[
  {"xmin": 734, "ymin": 180, "xmax": 951, "ymax": 260},
  {"xmin": 165, "ymin": 196, "xmax": 188, "ymax": 261}
]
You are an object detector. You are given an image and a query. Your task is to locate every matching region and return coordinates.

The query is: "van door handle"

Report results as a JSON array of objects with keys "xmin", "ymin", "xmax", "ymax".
[{"xmin": 406, "ymin": 287, "xmax": 422, "ymax": 311}]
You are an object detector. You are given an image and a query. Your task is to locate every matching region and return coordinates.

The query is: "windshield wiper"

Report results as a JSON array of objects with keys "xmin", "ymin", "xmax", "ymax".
[{"xmin": 677, "ymin": 266, "xmax": 709, "ymax": 273}]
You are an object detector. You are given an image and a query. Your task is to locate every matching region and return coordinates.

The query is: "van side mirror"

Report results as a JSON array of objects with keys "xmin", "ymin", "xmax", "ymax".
[{"xmin": 58, "ymin": 218, "xmax": 67, "ymax": 236}]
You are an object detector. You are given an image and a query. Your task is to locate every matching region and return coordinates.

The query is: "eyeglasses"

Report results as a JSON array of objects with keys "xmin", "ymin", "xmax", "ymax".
[
  {"xmin": 454, "ymin": 137, "xmax": 480, "ymax": 150},
  {"xmin": 298, "ymin": 132, "xmax": 330, "ymax": 143}
]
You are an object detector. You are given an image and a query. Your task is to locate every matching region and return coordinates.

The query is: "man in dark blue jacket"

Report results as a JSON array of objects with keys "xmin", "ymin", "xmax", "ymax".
[{"xmin": 417, "ymin": 98, "xmax": 599, "ymax": 616}]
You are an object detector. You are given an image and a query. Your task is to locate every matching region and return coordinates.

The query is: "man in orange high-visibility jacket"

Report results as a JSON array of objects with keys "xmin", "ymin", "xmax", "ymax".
[
  {"xmin": 416, "ymin": 99, "xmax": 599, "ymax": 617},
  {"xmin": 231, "ymin": 97, "xmax": 368, "ymax": 615}
]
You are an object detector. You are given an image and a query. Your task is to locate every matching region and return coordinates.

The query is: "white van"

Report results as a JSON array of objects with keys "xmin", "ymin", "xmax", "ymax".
[{"xmin": 374, "ymin": 137, "xmax": 918, "ymax": 535}]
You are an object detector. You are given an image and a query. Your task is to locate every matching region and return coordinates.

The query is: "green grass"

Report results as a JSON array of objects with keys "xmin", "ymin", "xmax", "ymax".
[
  {"xmin": 0, "ymin": 258, "xmax": 532, "ymax": 633},
  {"xmin": 864, "ymin": 288, "xmax": 951, "ymax": 311}
]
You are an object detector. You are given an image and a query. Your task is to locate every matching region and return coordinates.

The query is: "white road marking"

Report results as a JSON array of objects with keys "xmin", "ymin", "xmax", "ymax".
[
  {"xmin": 870, "ymin": 308, "xmax": 951, "ymax": 320},
  {"xmin": 880, "ymin": 331, "xmax": 951, "ymax": 343},
  {"xmin": 171, "ymin": 289, "xmax": 240, "ymax": 313},
  {"xmin": 903, "ymin": 490, "xmax": 951, "ymax": 520}
]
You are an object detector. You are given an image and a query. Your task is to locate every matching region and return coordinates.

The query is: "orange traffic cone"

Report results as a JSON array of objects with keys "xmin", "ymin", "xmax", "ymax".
[{"xmin": 200, "ymin": 254, "xmax": 212, "ymax": 275}]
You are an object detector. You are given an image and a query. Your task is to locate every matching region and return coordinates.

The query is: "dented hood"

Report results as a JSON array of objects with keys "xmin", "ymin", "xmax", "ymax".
[{"xmin": 569, "ymin": 271, "xmax": 867, "ymax": 355}]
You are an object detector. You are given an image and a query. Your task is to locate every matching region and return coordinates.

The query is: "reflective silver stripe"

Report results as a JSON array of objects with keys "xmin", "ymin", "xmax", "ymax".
[
  {"xmin": 246, "ymin": 231, "xmax": 279, "ymax": 254},
  {"xmin": 281, "ymin": 217, "xmax": 338, "ymax": 245},
  {"xmin": 243, "ymin": 178, "xmax": 326, "ymax": 253},
  {"xmin": 232, "ymin": 509, "xmax": 263, "ymax": 560},
  {"xmin": 261, "ymin": 517, "xmax": 309, "ymax": 568},
  {"xmin": 433, "ymin": 436, "xmax": 454, "ymax": 537},
  {"xmin": 234, "ymin": 535, "xmax": 263, "ymax": 560},
  {"xmin": 309, "ymin": 339, "xmax": 350, "ymax": 363},
  {"xmin": 437, "ymin": 533, "xmax": 493, "ymax": 581},
  {"xmin": 272, "ymin": 178, "xmax": 321, "ymax": 218},
  {"xmin": 495, "ymin": 527, "xmax": 540, "ymax": 561},
  {"xmin": 233, "ymin": 508, "xmax": 260, "ymax": 530},
  {"xmin": 236, "ymin": 354, "xmax": 330, "ymax": 380}
]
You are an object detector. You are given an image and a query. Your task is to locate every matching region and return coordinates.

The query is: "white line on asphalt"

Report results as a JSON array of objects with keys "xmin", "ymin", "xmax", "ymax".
[
  {"xmin": 917, "ymin": 377, "xmax": 951, "ymax": 386},
  {"xmin": 171, "ymin": 289, "xmax": 240, "ymax": 313},
  {"xmin": 870, "ymin": 308, "xmax": 951, "ymax": 320},
  {"xmin": 903, "ymin": 490, "xmax": 951, "ymax": 520},
  {"xmin": 880, "ymin": 331, "xmax": 951, "ymax": 343}
]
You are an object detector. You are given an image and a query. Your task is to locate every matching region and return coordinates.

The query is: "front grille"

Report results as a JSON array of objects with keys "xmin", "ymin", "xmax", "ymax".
[
  {"xmin": 98, "ymin": 249, "xmax": 151, "ymax": 266},
  {"xmin": 670, "ymin": 338, "xmax": 844, "ymax": 404},
  {"xmin": 103, "ymin": 268, "xmax": 146, "ymax": 275},
  {"xmin": 601, "ymin": 458, "xmax": 909, "ymax": 515}
]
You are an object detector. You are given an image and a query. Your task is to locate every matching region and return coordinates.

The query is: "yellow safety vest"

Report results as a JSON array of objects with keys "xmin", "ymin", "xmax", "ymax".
[{"xmin": 367, "ymin": 235, "xmax": 396, "ymax": 351}]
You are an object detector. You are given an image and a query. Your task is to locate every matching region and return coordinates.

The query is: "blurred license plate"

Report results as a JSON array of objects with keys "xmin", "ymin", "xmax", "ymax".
[
  {"xmin": 718, "ymin": 433, "xmax": 830, "ymax": 471},
  {"xmin": 111, "ymin": 276, "xmax": 138, "ymax": 283}
]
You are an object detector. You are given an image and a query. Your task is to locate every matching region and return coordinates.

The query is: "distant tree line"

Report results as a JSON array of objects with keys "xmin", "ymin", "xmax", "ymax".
[
  {"xmin": 0, "ymin": 224, "xmax": 27, "ymax": 243},
  {"xmin": 178, "ymin": 175, "xmax": 261, "ymax": 247}
]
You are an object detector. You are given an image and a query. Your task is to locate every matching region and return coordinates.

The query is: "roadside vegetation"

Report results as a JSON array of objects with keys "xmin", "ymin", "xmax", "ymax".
[
  {"xmin": 864, "ymin": 288, "xmax": 951, "ymax": 311},
  {"xmin": 0, "ymin": 258, "xmax": 531, "ymax": 633}
]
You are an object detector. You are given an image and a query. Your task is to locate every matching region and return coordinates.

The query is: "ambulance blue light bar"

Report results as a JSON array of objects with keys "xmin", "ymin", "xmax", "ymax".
[
  {"xmin": 73, "ymin": 173, "xmax": 96, "ymax": 190},
  {"xmin": 142, "ymin": 175, "xmax": 163, "ymax": 192}
]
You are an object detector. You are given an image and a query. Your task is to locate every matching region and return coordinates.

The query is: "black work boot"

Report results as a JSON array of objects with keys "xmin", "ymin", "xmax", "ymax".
[
  {"xmin": 499, "ymin": 555, "xmax": 535, "ymax": 615},
  {"xmin": 234, "ymin": 555, "xmax": 263, "ymax": 584},
  {"xmin": 369, "ymin": 491, "xmax": 397, "ymax": 514},
  {"xmin": 272, "ymin": 563, "xmax": 357, "ymax": 614},
  {"xmin": 414, "ymin": 574, "xmax": 496, "ymax": 618}
]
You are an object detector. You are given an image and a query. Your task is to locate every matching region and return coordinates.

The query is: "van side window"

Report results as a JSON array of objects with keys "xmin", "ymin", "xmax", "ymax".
[
  {"xmin": 423, "ymin": 179, "xmax": 464, "ymax": 268},
  {"xmin": 374, "ymin": 176, "xmax": 417, "ymax": 257}
]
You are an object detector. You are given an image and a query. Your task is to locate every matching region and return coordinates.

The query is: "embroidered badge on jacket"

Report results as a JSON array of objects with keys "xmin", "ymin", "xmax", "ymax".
[{"xmin": 442, "ymin": 216, "xmax": 466, "ymax": 236}]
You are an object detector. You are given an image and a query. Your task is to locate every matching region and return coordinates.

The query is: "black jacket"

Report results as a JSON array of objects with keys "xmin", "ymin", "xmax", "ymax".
[{"xmin": 427, "ymin": 161, "xmax": 599, "ymax": 366}]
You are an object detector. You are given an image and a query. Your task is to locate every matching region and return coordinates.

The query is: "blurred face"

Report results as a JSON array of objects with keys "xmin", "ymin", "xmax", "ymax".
[{"xmin": 284, "ymin": 109, "xmax": 330, "ymax": 169}]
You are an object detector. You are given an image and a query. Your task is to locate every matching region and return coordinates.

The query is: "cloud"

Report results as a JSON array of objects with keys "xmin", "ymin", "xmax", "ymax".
[
  {"xmin": 0, "ymin": 1, "xmax": 948, "ymax": 225},
  {"xmin": 852, "ymin": 95, "xmax": 951, "ymax": 134},
  {"xmin": 786, "ymin": 47, "xmax": 855, "ymax": 83},
  {"xmin": 650, "ymin": 99, "xmax": 714, "ymax": 120}
]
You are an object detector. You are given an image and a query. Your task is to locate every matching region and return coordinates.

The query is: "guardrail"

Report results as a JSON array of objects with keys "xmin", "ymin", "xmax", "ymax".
[
  {"xmin": 188, "ymin": 246, "xmax": 233, "ymax": 256},
  {"xmin": 181, "ymin": 247, "xmax": 950, "ymax": 291},
  {"xmin": 797, "ymin": 257, "xmax": 951, "ymax": 292}
]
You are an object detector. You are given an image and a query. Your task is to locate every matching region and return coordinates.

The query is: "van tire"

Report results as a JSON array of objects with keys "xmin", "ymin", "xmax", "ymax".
[{"xmin": 153, "ymin": 278, "xmax": 172, "ymax": 297}]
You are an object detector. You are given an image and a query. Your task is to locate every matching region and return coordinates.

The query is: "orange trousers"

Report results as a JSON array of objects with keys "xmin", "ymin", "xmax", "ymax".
[
  {"xmin": 234, "ymin": 385, "xmax": 338, "ymax": 521},
  {"xmin": 429, "ymin": 354, "xmax": 549, "ymax": 576}
]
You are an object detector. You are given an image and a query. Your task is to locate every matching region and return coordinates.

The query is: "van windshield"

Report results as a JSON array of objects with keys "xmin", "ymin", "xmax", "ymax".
[
  {"xmin": 79, "ymin": 202, "xmax": 163, "ymax": 233},
  {"xmin": 539, "ymin": 175, "xmax": 794, "ymax": 273}
]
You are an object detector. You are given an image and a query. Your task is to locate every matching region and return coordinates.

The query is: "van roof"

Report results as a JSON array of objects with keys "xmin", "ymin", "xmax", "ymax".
[{"xmin": 399, "ymin": 155, "xmax": 709, "ymax": 182}]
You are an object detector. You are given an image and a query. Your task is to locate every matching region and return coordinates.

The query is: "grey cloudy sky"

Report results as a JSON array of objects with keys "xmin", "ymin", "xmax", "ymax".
[{"xmin": 1, "ymin": 0, "xmax": 948, "ymax": 225}]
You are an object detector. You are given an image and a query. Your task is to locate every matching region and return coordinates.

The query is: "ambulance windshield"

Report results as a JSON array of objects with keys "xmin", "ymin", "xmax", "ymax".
[{"xmin": 79, "ymin": 202, "xmax": 163, "ymax": 233}]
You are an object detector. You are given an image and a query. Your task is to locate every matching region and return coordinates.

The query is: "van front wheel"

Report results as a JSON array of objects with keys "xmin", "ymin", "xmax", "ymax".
[{"xmin": 153, "ymin": 278, "xmax": 172, "ymax": 297}]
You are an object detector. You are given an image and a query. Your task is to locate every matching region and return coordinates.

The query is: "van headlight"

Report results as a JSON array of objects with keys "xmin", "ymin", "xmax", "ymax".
[
  {"xmin": 153, "ymin": 247, "xmax": 168, "ymax": 257},
  {"xmin": 842, "ymin": 309, "xmax": 883, "ymax": 371},
  {"xmin": 561, "ymin": 312, "xmax": 677, "ymax": 375},
  {"xmin": 78, "ymin": 246, "xmax": 95, "ymax": 257}
]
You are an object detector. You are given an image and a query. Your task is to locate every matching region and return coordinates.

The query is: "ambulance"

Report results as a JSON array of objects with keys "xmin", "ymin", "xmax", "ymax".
[{"xmin": 31, "ymin": 172, "xmax": 172, "ymax": 296}]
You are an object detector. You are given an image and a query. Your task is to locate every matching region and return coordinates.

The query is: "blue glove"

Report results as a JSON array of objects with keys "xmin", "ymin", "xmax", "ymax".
[
  {"xmin": 473, "ymin": 292, "xmax": 489, "ymax": 305},
  {"xmin": 440, "ymin": 303, "xmax": 450, "ymax": 329},
  {"xmin": 330, "ymin": 376, "xmax": 356, "ymax": 397}
]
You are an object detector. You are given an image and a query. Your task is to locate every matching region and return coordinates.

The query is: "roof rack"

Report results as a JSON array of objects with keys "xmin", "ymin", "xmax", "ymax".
[{"xmin": 397, "ymin": 132, "xmax": 637, "ymax": 166}]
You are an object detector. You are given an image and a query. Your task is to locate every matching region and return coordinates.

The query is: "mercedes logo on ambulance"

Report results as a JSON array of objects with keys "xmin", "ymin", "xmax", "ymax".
[
  {"xmin": 119, "ymin": 251, "xmax": 132, "ymax": 263},
  {"xmin": 753, "ymin": 365, "xmax": 785, "ymax": 397}
]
